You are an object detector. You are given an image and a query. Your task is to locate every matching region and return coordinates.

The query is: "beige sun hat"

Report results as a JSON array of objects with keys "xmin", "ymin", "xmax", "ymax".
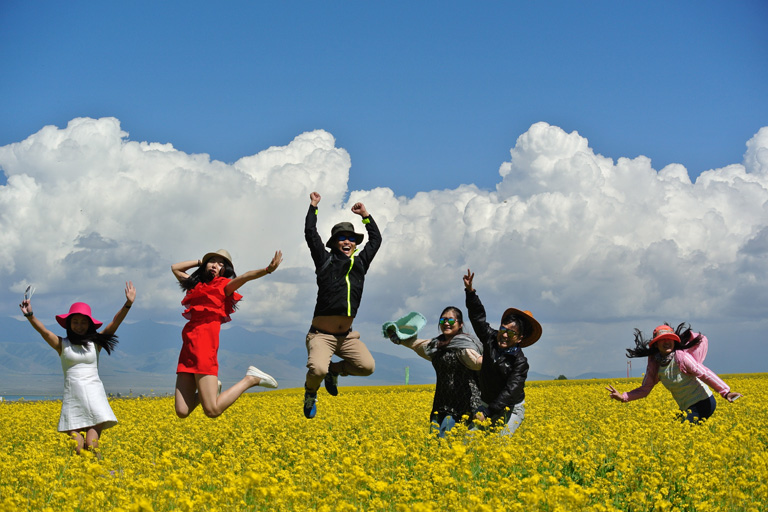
[{"xmin": 201, "ymin": 249, "xmax": 233, "ymax": 268}]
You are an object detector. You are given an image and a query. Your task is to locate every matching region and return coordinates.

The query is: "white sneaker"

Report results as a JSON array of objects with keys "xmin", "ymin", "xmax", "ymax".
[{"xmin": 246, "ymin": 366, "xmax": 278, "ymax": 389}]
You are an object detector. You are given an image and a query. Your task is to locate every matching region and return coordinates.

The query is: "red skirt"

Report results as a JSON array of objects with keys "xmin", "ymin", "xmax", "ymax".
[{"xmin": 176, "ymin": 316, "xmax": 222, "ymax": 376}]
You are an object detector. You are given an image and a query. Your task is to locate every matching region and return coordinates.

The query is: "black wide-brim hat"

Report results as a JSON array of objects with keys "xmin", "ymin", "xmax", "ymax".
[{"xmin": 326, "ymin": 222, "xmax": 364, "ymax": 248}]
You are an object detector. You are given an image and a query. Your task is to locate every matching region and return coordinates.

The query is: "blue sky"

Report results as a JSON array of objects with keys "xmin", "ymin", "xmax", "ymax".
[
  {"xmin": 1, "ymin": 1, "xmax": 767, "ymax": 380},
  {"xmin": 2, "ymin": 1, "xmax": 766, "ymax": 196}
]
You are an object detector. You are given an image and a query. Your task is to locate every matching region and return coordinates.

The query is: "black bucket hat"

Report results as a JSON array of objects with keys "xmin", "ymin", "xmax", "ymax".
[{"xmin": 326, "ymin": 222, "xmax": 364, "ymax": 248}]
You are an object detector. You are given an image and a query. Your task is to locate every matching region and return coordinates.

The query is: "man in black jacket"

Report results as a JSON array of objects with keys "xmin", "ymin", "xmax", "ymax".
[
  {"xmin": 302, "ymin": 191, "xmax": 382, "ymax": 418},
  {"xmin": 463, "ymin": 269, "xmax": 542, "ymax": 435}
]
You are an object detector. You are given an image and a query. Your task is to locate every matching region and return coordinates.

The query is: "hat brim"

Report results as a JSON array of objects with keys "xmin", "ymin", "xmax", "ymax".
[
  {"xmin": 326, "ymin": 233, "xmax": 364, "ymax": 248},
  {"xmin": 501, "ymin": 307, "xmax": 542, "ymax": 348},
  {"xmin": 56, "ymin": 313, "xmax": 103, "ymax": 330},
  {"xmin": 201, "ymin": 250, "xmax": 233, "ymax": 268},
  {"xmin": 650, "ymin": 332, "xmax": 680, "ymax": 346}
]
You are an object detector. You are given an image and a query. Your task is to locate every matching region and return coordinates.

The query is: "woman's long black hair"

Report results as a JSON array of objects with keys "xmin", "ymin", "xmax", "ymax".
[
  {"xmin": 179, "ymin": 258, "xmax": 237, "ymax": 292},
  {"xmin": 625, "ymin": 322, "xmax": 704, "ymax": 358},
  {"xmin": 66, "ymin": 318, "xmax": 119, "ymax": 355}
]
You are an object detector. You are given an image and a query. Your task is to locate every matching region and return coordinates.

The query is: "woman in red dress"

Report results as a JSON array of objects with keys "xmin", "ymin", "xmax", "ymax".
[{"xmin": 172, "ymin": 248, "xmax": 282, "ymax": 419}]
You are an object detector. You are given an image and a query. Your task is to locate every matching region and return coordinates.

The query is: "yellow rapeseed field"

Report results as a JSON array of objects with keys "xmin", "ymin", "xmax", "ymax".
[{"xmin": 1, "ymin": 375, "xmax": 766, "ymax": 511}]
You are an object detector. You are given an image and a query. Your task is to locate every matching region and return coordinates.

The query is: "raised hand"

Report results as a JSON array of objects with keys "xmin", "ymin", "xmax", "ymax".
[
  {"xmin": 125, "ymin": 281, "xmax": 136, "ymax": 305},
  {"xmin": 463, "ymin": 269, "xmax": 475, "ymax": 292},
  {"xmin": 310, "ymin": 192, "xmax": 321, "ymax": 207},
  {"xmin": 19, "ymin": 298, "xmax": 33, "ymax": 316},
  {"xmin": 351, "ymin": 202, "xmax": 368, "ymax": 217},
  {"xmin": 267, "ymin": 250, "xmax": 283, "ymax": 273}
]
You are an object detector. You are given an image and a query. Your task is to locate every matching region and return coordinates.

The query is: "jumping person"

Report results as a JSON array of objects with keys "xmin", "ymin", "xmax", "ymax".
[
  {"xmin": 302, "ymin": 191, "xmax": 382, "ymax": 418},
  {"xmin": 172, "ymin": 249, "xmax": 281, "ymax": 419},
  {"xmin": 19, "ymin": 282, "xmax": 136, "ymax": 455},
  {"xmin": 464, "ymin": 269, "xmax": 541, "ymax": 436},
  {"xmin": 606, "ymin": 323, "xmax": 742, "ymax": 423}
]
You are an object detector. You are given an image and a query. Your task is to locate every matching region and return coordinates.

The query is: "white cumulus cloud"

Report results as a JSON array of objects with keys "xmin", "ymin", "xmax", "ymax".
[{"xmin": 1, "ymin": 118, "xmax": 766, "ymax": 377}]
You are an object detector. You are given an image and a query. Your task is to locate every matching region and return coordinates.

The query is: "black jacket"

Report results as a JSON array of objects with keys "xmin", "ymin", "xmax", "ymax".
[
  {"xmin": 305, "ymin": 205, "xmax": 382, "ymax": 318},
  {"xmin": 465, "ymin": 289, "xmax": 529, "ymax": 417}
]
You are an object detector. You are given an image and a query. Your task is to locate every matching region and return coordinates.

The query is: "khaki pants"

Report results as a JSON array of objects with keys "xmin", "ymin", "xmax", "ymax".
[{"xmin": 304, "ymin": 330, "xmax": 375, "ymax": 393}]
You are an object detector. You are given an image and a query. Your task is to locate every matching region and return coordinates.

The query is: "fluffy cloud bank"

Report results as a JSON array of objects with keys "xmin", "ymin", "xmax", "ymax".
[{"xmin": 1, "ymin": 118, "xmax": 766, "ymax": 376}]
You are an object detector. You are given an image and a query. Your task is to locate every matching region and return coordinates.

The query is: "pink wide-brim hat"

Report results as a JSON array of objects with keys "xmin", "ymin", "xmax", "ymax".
[
  {"xmin": 56, "ymin": 302, "xmax": 103, "ymax": 329},
  {"xmin": 650, "ymin": 325, "xmax": 680, "ymax": 346}
]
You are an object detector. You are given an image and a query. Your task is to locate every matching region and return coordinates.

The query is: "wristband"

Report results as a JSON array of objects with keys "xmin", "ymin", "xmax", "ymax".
[
  {"xmin": 123, "ymin": 304, "xmax": 132, "ymax": 309},
  {"xmin": 362, "ymin": 216, "xmax": 371, "ymax": 225},
  {"xmin": 24, "ymin": 311, "xmax": 34, "ymax": 318}
]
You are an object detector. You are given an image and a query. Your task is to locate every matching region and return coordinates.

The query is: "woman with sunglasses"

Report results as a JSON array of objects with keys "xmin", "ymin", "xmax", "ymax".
[
  {"xmin": 386, "ymin": 307, "xmax": 483, "ymax": 437},
  {"xmin": 606, "ymin": 323, "xmax": 742, "ymax": 423},
  {"xmin": 463, "ymin": 269, "xmax": 542, "ymax": 436}
]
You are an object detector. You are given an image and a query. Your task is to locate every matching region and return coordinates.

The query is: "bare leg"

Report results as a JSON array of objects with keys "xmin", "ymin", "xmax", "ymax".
[
  {"xmin": 175, "ymin": 373, "xmax": 200, "ymax": 418},
  {"xmin": 197, "ymin": 372, "xmax": 264, "ymax": 418},
  {"xmin": 84, "ymin": 425, "xmax": 104, "ymax": 451},
  {"xmin": 67, "ymin": 430, "xmax": 85, "ymax": 454}
]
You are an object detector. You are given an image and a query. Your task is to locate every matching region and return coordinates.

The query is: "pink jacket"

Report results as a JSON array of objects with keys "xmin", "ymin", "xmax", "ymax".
[{"xmin": 621, "ymin": 335, "xmax": 730, "ymax": 402}]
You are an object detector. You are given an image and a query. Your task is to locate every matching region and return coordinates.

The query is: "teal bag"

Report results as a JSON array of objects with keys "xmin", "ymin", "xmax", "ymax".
[{"xmin": 381, "ymin": 311, "xmax": 427, "ymax": 343}]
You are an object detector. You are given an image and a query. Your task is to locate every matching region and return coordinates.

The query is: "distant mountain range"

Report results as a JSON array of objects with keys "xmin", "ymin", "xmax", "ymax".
[{"xmin": 0, "ymin": 316, "xmax": 620, "ymax": 396}]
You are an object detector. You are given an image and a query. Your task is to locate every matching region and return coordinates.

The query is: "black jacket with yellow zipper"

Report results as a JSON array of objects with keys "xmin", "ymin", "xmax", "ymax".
[{"xmin": 304, "ymin": 205, "xmax": 382, "ymax": 318}]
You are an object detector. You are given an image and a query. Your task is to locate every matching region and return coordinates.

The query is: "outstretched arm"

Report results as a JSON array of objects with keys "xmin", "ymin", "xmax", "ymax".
[
  {"xmin": 606, "ymin": 360, "xmax": 659, "ymax": 402},
  {"xmin": 677, "ymin": 352, "xmax": 742, "ymax": 402},
  {"xmin": 172, "ymin": 259, "xmax": 202, "ymax": 283},
  {"xmin": 463, "ymin": 269, "xmax": 495, "ymax": 345},
  {"xmin": 19, "ymin": 299, "xmax": 61, "ymax": 353},
  {"xmin": 224, "ymin": 250, "xmax": 282, "ymax": 296},
  {"xmin": 399, "ymin": 337, "xmax": 434, "ymax": 361},
  {"xmin": 102, "ymin": 281, "xmax": 137, "ymax": 335}
]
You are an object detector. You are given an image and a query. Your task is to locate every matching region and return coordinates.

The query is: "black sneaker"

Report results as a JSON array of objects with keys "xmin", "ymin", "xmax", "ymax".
[{"xmin": 324, "ymin": 370, "xmax": 339, "ymax": 396}]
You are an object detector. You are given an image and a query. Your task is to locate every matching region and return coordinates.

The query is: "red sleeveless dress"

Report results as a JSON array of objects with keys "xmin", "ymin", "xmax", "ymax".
[{"xmin": 176, "ymin": 277, "xmax": 241, "ymax": 376}]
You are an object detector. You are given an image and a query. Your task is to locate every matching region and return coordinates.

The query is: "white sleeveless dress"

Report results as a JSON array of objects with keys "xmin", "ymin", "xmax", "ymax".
[{"xmin": 58, "ymin": 338, "xmax": 118, "ymax": 432}]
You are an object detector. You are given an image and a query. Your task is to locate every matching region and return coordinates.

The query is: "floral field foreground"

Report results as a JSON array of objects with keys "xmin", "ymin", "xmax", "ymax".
[{"xmin": 1, "ymin": 374, "xmax": 766, "ymax": 512}]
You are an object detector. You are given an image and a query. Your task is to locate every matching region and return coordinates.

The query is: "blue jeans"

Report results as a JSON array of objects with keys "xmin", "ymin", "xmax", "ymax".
[
  {"xmin": 681, "ymin": 395, "xmax": 716, "ymax": 424},
  {"xmin": 430, "ymin": 413, "xmax": 458, "ymax": 438}
]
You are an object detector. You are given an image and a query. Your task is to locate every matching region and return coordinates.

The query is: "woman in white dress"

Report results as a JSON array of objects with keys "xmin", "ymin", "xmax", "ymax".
[{"xmin": 19, "ymin": 282, "xmax": 136, "ymax": 454}]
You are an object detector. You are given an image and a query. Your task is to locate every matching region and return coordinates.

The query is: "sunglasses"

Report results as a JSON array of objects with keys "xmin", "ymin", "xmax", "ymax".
[
  {"xmin": 439, "ymin": 317, "xmax": 457, "ymax": 326},
  {"xmin": 337, "ymin": 235, "xmax": 357, "ymax": 242},
  {"xmin": 499, "ymin": 327, "xmax": 521, "ymax": 337}
]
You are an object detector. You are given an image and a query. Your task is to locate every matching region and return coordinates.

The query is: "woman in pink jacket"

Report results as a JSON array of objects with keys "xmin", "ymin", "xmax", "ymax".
[{"xmin": 606, "ymin": 323, "xmax": 742, "ymax": 423}]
